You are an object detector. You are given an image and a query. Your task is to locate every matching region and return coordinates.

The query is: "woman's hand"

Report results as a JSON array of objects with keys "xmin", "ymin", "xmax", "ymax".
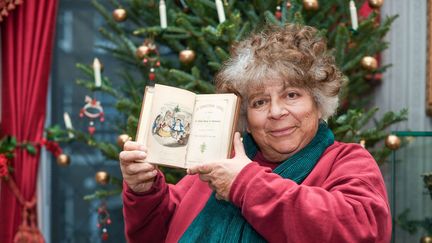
[
  {"xmin": 119, "ymin": 141, "xmax": 158, "ymax": 193},
  {"xmin": 187, "ymin": 132, "xmax": 252, "ymax": 201}
]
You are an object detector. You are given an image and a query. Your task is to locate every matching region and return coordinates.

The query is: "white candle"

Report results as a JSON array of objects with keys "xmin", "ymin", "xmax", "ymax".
[
  {"xmin": 215, "ymin": 0, "xmax": 226, "ymax": 24},
  {"xmin": 349, "ymin": 0, "xmax": 358, "ymax": 31},
  {"xmin": 93, "ymin": 58, "xmax": 102, "ymax": 88},
  {"xmin": 63, "ymin": 112, "xmax": 74, "ymax": 138},
  {"xmin": 159, "ymin": 0, "xmax": 167, "ymax": 29}
]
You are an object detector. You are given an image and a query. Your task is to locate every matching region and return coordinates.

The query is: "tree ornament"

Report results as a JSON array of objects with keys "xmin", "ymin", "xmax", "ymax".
[
  {"xmin": 421, "ymin": 236, "xmax": 432, "ymax": 243},
  {"xmin": 275, "ymin": 6, "xmax": 282, "ymax": 20},
  {"xmin": 385, "ymin": 134, "xmax": 401, "ymax": 150},
  {"xmin": 303, "ymin": 0, "xmax": 319, "ymax": 11},
  {"xmin": 368, "ymin": 0, "xmax": 383, "ymax": 9},
  {"xmin": 286, "ymin": 1, "xmax": 292, "ymax": 9},
  {"xmin": 215, "ymin": 0, "xmax": 226, "ymax": 23},
  {"xmin": 117, "ymin": 134, "xmax": 131, "ymax": 148},
  {"xmin": 159, "ymin": 0, "xmax": 167, "ymax": 29},
  {"xmin": 179, "ymin": 49, "xmax": 196, "ymax": 64},
  {"xmin": 56, "ymin": 154, "xmax": 71, "ymax": 167},
  {"xmin": 95, "ymin": 171, "xmax": 110, "ymax": 185},
  {"xmin": 149, "ymin": 68, "xmax": 156, "ymax": 81},
  {"xmin": 112, "ymin": 8, "xmax": 127, "ymax": 22},
  {"xmin": 93, "ymin": 58, "xmax": 102, "ymax": 88},
  {"xmin": 80, "ymin": 96, "xmax": 105, "ymax": 136},
  {"xmin": 97, "ymin": 202, "xmax": 112, "ymax": 241},
  {"xmin": 349, "ymin": 1, "xmax": 358, "ymax": 31},
  {"xmin": 136, "ymin": 45, "xmax": 151, "ymax": 59},
  {"xmin": 360, "ymin": 56, "xmax": 378, "ymax": 71}
]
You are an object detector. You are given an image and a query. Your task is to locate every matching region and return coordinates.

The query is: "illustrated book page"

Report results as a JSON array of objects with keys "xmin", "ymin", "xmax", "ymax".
[{"xmin": 135, "ymin": 84, "xmax": 240, "ymax": 168}]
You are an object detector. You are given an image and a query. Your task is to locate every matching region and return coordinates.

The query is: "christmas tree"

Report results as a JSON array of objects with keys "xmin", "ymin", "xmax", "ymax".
[{"xmin": 49, "ymin": 0, "xmax": 406, "ymax": 213}]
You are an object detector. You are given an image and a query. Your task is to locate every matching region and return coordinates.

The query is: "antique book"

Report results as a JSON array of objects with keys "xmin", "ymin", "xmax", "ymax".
[{"xmin": 135, "ymin": 84, "xmax": 241, "ymax": 168}]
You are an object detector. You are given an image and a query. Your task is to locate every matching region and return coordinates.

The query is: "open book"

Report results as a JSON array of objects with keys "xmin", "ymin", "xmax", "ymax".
[{"xmin": 135, "ymin": 84, "xmax": 241, "ymax": 169}]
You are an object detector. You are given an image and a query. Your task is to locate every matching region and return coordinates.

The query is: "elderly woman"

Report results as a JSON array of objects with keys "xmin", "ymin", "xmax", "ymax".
[{"xmin": 119, "ymin": 24, "xmax": 392, "ymax": 242}]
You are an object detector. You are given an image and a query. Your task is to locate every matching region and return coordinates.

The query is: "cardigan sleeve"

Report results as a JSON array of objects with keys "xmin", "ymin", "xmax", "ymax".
[
  {"xmin": 122, "ymin": 171, "xmax": 196, "ymax": 243},
  {"xmin": 229, "ymin": 143, "xmax": 392, "ymax": 243}
]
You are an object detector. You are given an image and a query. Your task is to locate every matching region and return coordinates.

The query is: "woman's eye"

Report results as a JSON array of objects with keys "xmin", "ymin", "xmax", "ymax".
[
  {"xmin": 287, "ymin": 92, "xmax": 299, "ymax": 99},
  {"xmin": 251, "ymin": 99, "xmax": 267, "ymax": 108}
]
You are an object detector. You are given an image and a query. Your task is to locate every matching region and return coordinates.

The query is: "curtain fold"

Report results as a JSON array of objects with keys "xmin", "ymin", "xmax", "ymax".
[{"xmin": 0, "ymin": 0, "xmax": 58, "ymax": 242}]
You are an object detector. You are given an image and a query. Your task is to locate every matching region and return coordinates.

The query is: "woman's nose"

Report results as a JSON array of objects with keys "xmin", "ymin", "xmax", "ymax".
[{"xmin": 269, "ymin": 99, "xmax": 289, "ymax": 119}]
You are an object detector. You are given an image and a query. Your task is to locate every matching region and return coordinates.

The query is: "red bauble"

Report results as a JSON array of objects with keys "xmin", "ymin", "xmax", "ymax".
[{"xmin": 101, "ymin": 232, "xmax": 109, "ymax": 241}]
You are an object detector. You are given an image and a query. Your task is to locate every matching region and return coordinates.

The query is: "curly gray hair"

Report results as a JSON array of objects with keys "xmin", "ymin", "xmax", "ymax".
[{"xmin": 215, "ymin": 23, "xmax": 346, "ymax": 131}]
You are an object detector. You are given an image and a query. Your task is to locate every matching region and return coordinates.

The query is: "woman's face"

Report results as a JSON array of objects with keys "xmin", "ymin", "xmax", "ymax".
[{"xmin": 246, "ymin": 80, "xmax": 321, "ymax": 162}]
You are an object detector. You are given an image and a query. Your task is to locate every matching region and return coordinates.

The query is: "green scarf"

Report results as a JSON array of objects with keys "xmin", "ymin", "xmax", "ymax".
[{"xmin": 179, "ymin": 122, "xmax": 334, "ymax": 243}]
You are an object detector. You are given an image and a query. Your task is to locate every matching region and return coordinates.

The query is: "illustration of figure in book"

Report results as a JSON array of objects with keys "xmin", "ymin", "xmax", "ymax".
[
  {"xmin": 152, "ymin": 104, "xmax": 192, "ymax": 147},
  {"xmin": 158, "ymin": 110, "xmax": 173, "ymax": 137}
]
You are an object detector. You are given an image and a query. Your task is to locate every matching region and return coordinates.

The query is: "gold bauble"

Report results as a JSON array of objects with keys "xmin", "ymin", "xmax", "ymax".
[
  {"xmin": 385, "ymin": 134, "xmax": 401, "ymax": 150},
  {"xmin": 112, "ymin": 8, "xmax": 127, "ymax": 22},
  {"xmin": 136, "ymin": 45, "xmax": 151, "ymax": 59},
  {"xmin": 95, "ymin": 171, "xmax": 110, "ymax": 185},
  {"xmin": 303, "ymin": 0, "xmax": 319, "ymax": 11},
  {"xmin": 360, "ymin": 56, "xmax": 378, "ymax": 71},
  {"xmin": 368, "ymin": 0, "xmax": 383, "ymax": 9},
  {"xmin": 179, "ymin": 49, "xmax": 196, "ymax": 64},
  {"xmin": 117, "ymin": 134, "xmax": 131, "ymax": 148},
  {"xmin": 420, "ymin": 236, "xmax": 432, "ymax": 243},
  {"xmin": 56, "ymin": 154, "xmax": 71, "ymax": 167}
]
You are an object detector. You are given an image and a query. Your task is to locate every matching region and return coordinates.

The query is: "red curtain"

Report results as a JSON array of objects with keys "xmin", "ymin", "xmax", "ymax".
[{"xmin": 0, "ymin": 0, "xmax": 58, "ymax": 242}]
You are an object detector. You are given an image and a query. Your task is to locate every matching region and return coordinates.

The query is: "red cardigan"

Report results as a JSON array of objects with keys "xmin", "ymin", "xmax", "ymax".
[{"xmin": 122, "ymin": 141, "xmax": 392, "ymax": 243}]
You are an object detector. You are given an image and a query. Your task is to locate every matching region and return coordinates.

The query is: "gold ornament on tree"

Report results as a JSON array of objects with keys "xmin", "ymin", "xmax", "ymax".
[
  {"xmin": 95, "ymin": 171, "xmax": 110, "ymax": 185},
  {"xmin": 117, "ymin": 134, "xmax": 131, "ymax": 148},
  {"xmin": 112, "ymin": 8, "xmax": 127, "ymax": 22},
  {"xmin": 368, "ymin": 0, "xmax": 383, "ymax": 9},
  {"xmin": 56, "ymin": 154, "xmax": 71, "ymax": 167},
  {"xmin": 385, "ymin": 134, "xmax": 401, "ymax": 150},
  {"xmin": 420, "ymin": 236, "xmax": 432, "ymax": 243},
  {"xmin": 179, "ymin": 49, "xmax": 196, "ymax": 64},
  {"xmin": 302, "ymin": 0, "xmax": 319, "ymax": 11},
  {"xmin": 360, "ymin": 56, "xmax": 378, "ymax": 71}
]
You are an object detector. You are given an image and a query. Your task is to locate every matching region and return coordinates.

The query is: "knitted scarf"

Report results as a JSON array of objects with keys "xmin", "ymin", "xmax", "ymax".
[{"xmin": 179, "ymin": 122, "xmax": 334, "ymax": 242}]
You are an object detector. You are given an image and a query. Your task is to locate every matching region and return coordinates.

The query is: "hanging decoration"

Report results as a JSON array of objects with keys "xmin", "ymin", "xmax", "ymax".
[
  {"xmin": 95, "ymin": 171, "xmax": 110, "ymax": 185},
  {"xmin": 215, "ymin": 0, "xmax": 226, "ymax": 23},
  {"xmin": 0, "ymin": 0, "xmax": 23, "ymax": 22},
  {"xmin": 385, "ymin": 134, "xmax": 401, "ymax": 150},
  {"xmin": 179, "ymin": 49, "xmax": 196, "ymax": 65},
  {"xmin": 93, "ymin": 58, "xmax": 103, "ymax": 88},
  {"xmin": 303, "ymin": 0, "xmax": 319, "ymax": 11},
  {"xmin": 360, "ymin": 56, "xmax": 378, "ymax": 71},
  {"xmin": 275, "ymin": 5, "xmax": 282, "ymax": 20},
  {"xmin": 421, "ymin": 236, "xmax": 432, "ymax": 243},
  {"xmin": 117, "ymin": 134, "xmax": 131, "ymax": 148},
  {"xmin": 136, "ymin": 39, "xmax": 161, "ymax": 81},
  {"xmin": 368, "ymin": 0, "xmax": 383, "ymax": 10},
  {"xmin": 56, "ymin": 153, "xmax": 71, "ymax": 167},
  {"xmin": 97, "ymin": 202, "xmax": 112, "ymax": 241},
  {"xmin": 286, "ymin": 1, "xmax": 292, "ymax": 9},
  {"xmin": 349, "ymin": 0, "xmax": 358, "ymax": 31},
  {"xmin": 159, "ymin": 0, "xmax": 167, "ymax": 29},
  {"xmin": 112, "ymin": 8, "xmax": 127, "ymax": 22},
  {"xmin": 79, "ymin": 96, "xmax": 105, "ymax": 136}
]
